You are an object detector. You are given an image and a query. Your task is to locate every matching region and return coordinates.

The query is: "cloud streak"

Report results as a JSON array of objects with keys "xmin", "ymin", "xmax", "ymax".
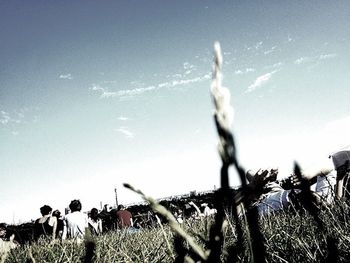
[
  {"xmin": 294, "ymin": 57, "xmax": 311, "ymax": 65},
  {"xmin": 118, "ymin": 116, "xmax": 130, "ymax": 121},
  {"xmin": 115, "ymin": 127, "xmax": 134, "ymax": 139},
  {"xmin": 235, "ymin": 68, "xmax": 255, "ymax": 75},
  {"xmin": 294, "ymin": 53, "xmax": 337, "ymax": 65},
  {"xmin": 59, "ymin": 73, "xmax": 73, "ymax": 80},
  {"xmin": 245, "ymin": 70, "xmax": 277, "ymax": 93},
  {"xmin": 264, "ymin": 62, "xmax": 283, "ymax": 70},
  {"xmin": 264, "ymin": 46, "xmax": 277, "ymax": 55},
  {"xmin": 91, "ymin": 73, "xmax": 211, "ymax": 99},
  {"xmin": 319, "ymin": 53, "xmax": 337, "ymax": 60}
]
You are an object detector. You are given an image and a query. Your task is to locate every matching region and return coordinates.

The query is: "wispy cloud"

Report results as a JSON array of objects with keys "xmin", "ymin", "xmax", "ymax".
[
  {"xmin": 235, "ymin": 68, "xmax": 255, "ymax": 75},
  {"xmin": 129, "ymin": 80, "xmax": 145, "ymax": 88},
  {"xmin": 264, "ymin": 62, "xmax": 283, "ymax": 70},
  {"xmin": 0, "ymin": 111, "xmax": 10, "ymax": 125},
  {"xmin": 118, "ymin": 116, "xmax": 130, "ymax": 121},
  {"xmin": 245, "ymin": 42, "xmax": 264, "ymax": 51},
  {"xmin": 246, "ymin": 70, "xmax": 277, "ymax": 93},
  {"xmin": 59, "ymin": 73, "xmax": 73, "ymax": 80},
  {"xmin": 183, "ymin": 62, "xmax": 196, "ymax": 75},
  {"xmin": 264, "ymin": 46, "xmax": 277, "ymax": 55},
  {"xmin": 117, "ymin": 86, "xmax": 158, "ymax": 97},
  {"xmin": 319, "ymin": 53, "xmax": 337, "ymax": 60},
  {"xmin": 91, "ymin": 73, "xmax": 211, "ymax": 99},
  {"xmin": 157, "ymin": 74, "xmax": 210, "ymax": 89},
  {"xmin": 255, "ymin": 41, "xmax": 263, "ymax": 49},
  {"xmin": 115, "ymin": 127, "xmax": 134, "ymax": 139},
  {"xmin": 0, "ymin": 110, "xmax": 23, "ymax": 125},
  {"xmin": 294, "ymin": 53, "xmax": 337, "ymax": 65},
  {"xmin": 90, "ymin": 85, "xmax": 118, "ymax": 98},
  {"xmin": 294, "ymin": 57, "xmax": 311, "ymax": 65},
  {"xmin": 0, "ymin": 107, "xmax": 40, "ymax": 135}
]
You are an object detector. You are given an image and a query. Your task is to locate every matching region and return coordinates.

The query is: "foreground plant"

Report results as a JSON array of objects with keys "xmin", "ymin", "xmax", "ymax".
[{"xmin": 210, "ymin": 41, "xmax": 266, "ymax": 263}]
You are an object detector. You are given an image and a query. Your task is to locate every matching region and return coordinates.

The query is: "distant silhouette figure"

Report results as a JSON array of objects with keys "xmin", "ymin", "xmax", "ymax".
[
  {"xmin": 62, "ymin": 200, "xmax": 88, "ymax": 242},
  {"xmin": 34, "ymin": 205, "xmax": 57, "ymax": 241},
  {"xmin": 98, "ymin": 205, "xmax": 115, "ymax": 231},
  {"xmin": 88, "ymin": 208, "xmax": 103, "ymax": 235},
  {"xmin": 0, "ymin": 224, "xmax": 7, "ymax": 240},
  {"xmin": 52, "ymin": 210, "xmax": 64, "ymax": 239}
]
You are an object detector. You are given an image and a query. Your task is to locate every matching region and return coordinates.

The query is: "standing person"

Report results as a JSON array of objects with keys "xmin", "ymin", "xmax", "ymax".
[
  {"xmin": 98, "ymin": 205, "xmax": 114, "ymax": 231},
  {"xmin": 34, "ymin": 205, "xmax": 57, "ymax": 241},
  {"xmin": 62, "ymin": 200, "xmax": 88, "ymax": 242},
  {"xmin": 52, "ymin": 210, "xmax": 64, "ymax": 240},
  {"xmin": 88, "ymin": 208, "xmax": 103, "ymax": 235},
  {"xmin": 116, "ymin": 205, "xmax": 133, "ymax": 229}
]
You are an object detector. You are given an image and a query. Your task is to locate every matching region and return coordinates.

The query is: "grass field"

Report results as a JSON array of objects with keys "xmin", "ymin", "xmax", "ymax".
[{"xmin": 4, "ymin": 200, "xmax": 350, "ymax": 263}]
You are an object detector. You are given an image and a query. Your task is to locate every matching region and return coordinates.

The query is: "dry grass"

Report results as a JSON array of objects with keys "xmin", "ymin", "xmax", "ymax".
[{"xmin": 4, "ymin": 205, "xmax": 350, "ymax": 262}]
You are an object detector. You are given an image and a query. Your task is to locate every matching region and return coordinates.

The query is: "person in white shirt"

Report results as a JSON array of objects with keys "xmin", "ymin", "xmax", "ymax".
[
  {"xmin": 62, "ymin": 200, "xmax": 88, "ymax": 242},
  {"xmin": 247, "ymin": 168, "xmax": 336, "ymax": 217},
  {"xmin": 314, "ymin": 170, "xmax": 337, "ymax": 204}
]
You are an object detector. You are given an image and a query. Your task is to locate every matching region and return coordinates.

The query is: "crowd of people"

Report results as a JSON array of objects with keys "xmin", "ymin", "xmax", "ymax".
[
  {"xmin": 0, "ymin": 199, "xmax": 217, "ymax": 247},
  {"xmin": 31, "ymin": 200, "xmax": 138, "ymax": 243}
]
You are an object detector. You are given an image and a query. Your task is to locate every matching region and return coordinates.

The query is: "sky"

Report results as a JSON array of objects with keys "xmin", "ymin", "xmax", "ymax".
[{"xmin": 1, "ymin": 1, "xmax": 350, "ymax": 224}]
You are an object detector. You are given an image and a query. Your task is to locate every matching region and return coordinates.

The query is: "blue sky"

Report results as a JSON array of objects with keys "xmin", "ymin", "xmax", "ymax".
[{"xmin": 1, "ymin": 1, "xmax": 350, "ymax": 223}]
